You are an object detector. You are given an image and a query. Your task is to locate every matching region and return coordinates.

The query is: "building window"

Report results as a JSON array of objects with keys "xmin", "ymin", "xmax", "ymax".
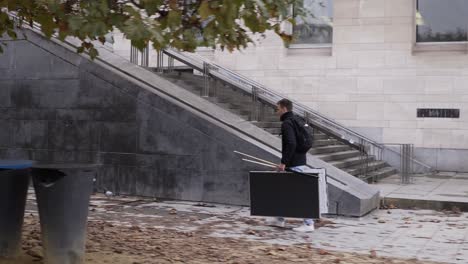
[
  {"xmin": 416, "ymin": 0, "xmax": 468, "ymax": 42},
  {"xmin": 292, "ymin": 0, "xmax": 333, "ymax": 45}
]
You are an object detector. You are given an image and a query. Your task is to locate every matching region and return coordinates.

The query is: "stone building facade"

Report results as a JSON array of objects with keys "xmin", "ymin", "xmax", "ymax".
[{"xmin": 208, "ymin": 0, "xmax": 468, "ymax": 172}]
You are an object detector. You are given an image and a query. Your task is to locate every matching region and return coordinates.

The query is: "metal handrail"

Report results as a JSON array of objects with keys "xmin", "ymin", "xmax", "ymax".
[
  {"xmin": 163, "ymin": 49, "xmax": 381, "ymax": 145},
  {"xmin": 162, "ymin": 49, "xmax": 433, "ymax": 171}
]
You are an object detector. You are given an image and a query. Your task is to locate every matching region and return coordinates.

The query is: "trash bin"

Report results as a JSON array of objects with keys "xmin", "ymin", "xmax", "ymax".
[
  {"xmin": 0, "ymin": 160, "xmax": 34, "ymax": 259},
  {"xmin": 31, "ymin": 164, "xmax": 100, "ymax": 264}
]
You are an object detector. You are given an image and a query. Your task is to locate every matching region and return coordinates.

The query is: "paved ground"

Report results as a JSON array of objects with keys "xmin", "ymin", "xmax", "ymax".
[
  {"xmin": 11, "ymin": 192, "xmax": 468, "ymax": 264},
  {"xmin": 376, "ymin": 172, "xmax": 468, "ymax": 211}
]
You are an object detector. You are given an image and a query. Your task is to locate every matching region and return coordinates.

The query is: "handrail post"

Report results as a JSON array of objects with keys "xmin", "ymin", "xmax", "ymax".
[
  {"xmin": 130, "ymin": 41, "xmax": 137, "ymax": 65},
  {"xmin": 140, "ymin": 43, "xmax": 149, "ymax": 67},
  {"xmin": 202, "ymin": 62, "xmax": 210, "ymax": 97},
  {"xmin": 251, "ymin": 87, "xmax": 259, "ymax": 121},
  {"xmin": 168, "ymin": 56, "xmax": 174, "ymax": 72},
  {"xmin": 400, "ymin": 144, "xmax": 413, "ymax": 185},
  {"xmin": 156, "ymin": 50, "xmax": 164, "ymax": 73}
]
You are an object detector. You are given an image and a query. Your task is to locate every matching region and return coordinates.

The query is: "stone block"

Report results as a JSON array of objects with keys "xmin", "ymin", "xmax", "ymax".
[
  {"xmin": 48, "ymin": 120, "xmax": 100, "ymax": 151},
  {"xmin": 334, "ymin": 0, "xmax": 360, "ymax": 19},
  {"xmin": 334, "ymin": 26, "xmax": 361, "ymax": 44},
  {"xmin": 0, "ymin": 120, "xmax": 13, "ymax": 147},
  {"xmin": 12, "ymin": 120, "xmax": 48, "ymax": 148},
  {"xmin": 384, "ymin": 102, "xmax": 420, "ymax": 121},
  {"xmin": 32, "ymin": 150, "xmax": 96, "ymax": 164},
  {"xmin": 13, "ymin": 108, "xmax": 56, "ymax": 120},
  {"xmin": 436, "ymin": 149, "xmax": 468, "ymax": 172},
  {"xmin": 115, "ymin": 166, "xmax": 138, "ymax": 195},
  {"xmin": 359, "ymin": 25, "xmax": 385, "ymax": 43},
  {"xmin": 454, "ymin": 77, "xmax": 468, "ymax": 94},
  {"xmin": 55, "ymin": 109, "xmax": 96, "ymax": 121},
  {"xmin": 0, "ymin": 80, "xmax": 13, "ymax": 107},
  {"xmin": 382, "ymin": 128, "xmax": 424, "ymax": 146},
  {"xmin": 317, "ymin": 102, "xmax": 357, "ymax": 120},
  {"xmin": 357, "ymin": 77, "xmax": 384, "ymax": 94},
  {"xmin": 359, "ymin": 0, "xmax": 385, "ymax": 18},
  {"xmin": 0, "ymin": 44, "xmax": 14, "ymax": 69},
  {"xmin": 389, "ymin": 120, "xmax": 418, "ymax": 129},
  {"xmin": 451, "ymin": 130, "xmax": 468, "ymax": 149},
  {"xmin": 384, "ymin": 51, "xmax": 407, "ymax": 67},
  {"xmin": 385, "ymin": 0, "xmax": 414, "ymax": 17},
  {"xmin": 13, "ymin": 41, "xmax": 79, "ymax": 79},
  {"xmin": 348, "ymin": 126, "xmax": 384, "ymax": 142},
  {"xmin": 424, "ymin": 77, "xmax": 454, "ymax": 94},
  {"xmin": 349, "ymin": 94, "xmax": 386, "ymax": 102},
  {"xmin": 319, "ymin": 77, "xmax": 358, "ymax": 94},
  {"xmin": 384, "ymin": 24, "xmax": 412, "ymax": 43},
  {"xmin": 421, "ymin": 129, "xmax": 452, "ymax": 148},
  {"xmin": 383, "ymin": 79, "xmax": 425, "ymax": 94},
  {"xmin": 10, "ymin": 81, "xmax": 39, "ymax": 108},
  {"xmin": 357, "ymin": 102, "xmax": 385, "ymax": 120},
  {"xmin": 100, "ymin": 122, "xmax": 138, "ymax": 153},
  {"xmin": 336, "ymin": 52, "xmax": 359, "ymax": 69},
  {"xmin": 358, "ymin": 51, "xmax": 386, "ymax": 68},
  {"xmin": 12, "ymin": 79, "xmax": 80, "ymax": 108},
  {"xmin": 201, "ymin": 170, "xmax": 249, "ymax": 205},
  {"xmin": 137, "ymin": 113, "xmax": 206, "ymax": 155}
]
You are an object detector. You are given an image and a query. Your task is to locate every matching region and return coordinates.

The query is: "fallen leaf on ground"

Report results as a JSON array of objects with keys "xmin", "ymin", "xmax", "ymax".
[{"xmin": 318, "ymin": 249, "xmax": 331, "ymax": 255}]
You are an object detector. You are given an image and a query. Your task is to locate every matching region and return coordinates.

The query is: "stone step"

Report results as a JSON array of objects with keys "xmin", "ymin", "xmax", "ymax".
[
  {"xmin": 309, "ymin": 145, "xmax": 353, "ymax": 155},
  {"xmin": 316, "ymin": 150, "xmax": 361, "ymax": 162},
  {"xmin": 264, "ymin": 127, "xmax": 281, "ymax": 134},
  {"xmin": 331, "ymin": 156, "xmax": 375, "ymax": 169},
  {"xmin": 345, "ymin": 160, "xmax": 388, "ymax": 176},
  {"xmin": 314, "ymin": 139, "xmax": 341, "ymax": 147},
  {"xmin": 228, "ymin": 108, "xmax": 252, "ymax": 117},
  {"xmin": 313, "ymin": 133, "xmax": 329, "ymax": 140},
  {"xmin": 359, "ymin": 166, "xmax": 398, "ymax": 182},
  {"xmin": 215, "ymin": 102, "xmax": 253, "ymax": 113},
  {"xmin": 260, "ymin": 116, "xmax": 280, "ymax": 122},
  {"xmin": 251, "ymin": 122, "xmax": 282, "ymax": 128},
  {"xmin": 166, "ymin": 74, "xmax": 253, "ymax": 101}
]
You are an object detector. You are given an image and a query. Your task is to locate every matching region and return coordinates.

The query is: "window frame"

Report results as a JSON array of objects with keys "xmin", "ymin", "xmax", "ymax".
[
  {"xmin": 287, "ymin": 0, "xmax": 334, "ymax": 50},
  {"xmin": 412, "ymin": 0, "xmax": 468, "ymax": 54}
]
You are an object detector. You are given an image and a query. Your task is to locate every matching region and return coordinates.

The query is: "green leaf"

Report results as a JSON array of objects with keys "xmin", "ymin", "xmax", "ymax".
[
  {"xmin": 68, "ymin": 16, "xmax": 85, "ymax": 31},
  {"xmin": 142, "ymin": 0, "xmax": 163, "ymax": 16},
  {"xmin": 198, "ymin": 0, "xmax": 212, "ymax": 20},
  {"xmin": 6, "ymin": 30, "xmax": 17, "ymax": 39},
  {"xmin": 88, "ymin": 47, "xmax": 98, "ymax": 59},
  {"xmin": 167, "ymin": 10, "xmax": 181, "ymax": 28}
]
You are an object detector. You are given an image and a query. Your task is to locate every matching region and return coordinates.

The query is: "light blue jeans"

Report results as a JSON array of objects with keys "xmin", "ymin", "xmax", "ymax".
[{"xmin": 277, "ymin": 165, "xmax": 314, "ymax": 226}]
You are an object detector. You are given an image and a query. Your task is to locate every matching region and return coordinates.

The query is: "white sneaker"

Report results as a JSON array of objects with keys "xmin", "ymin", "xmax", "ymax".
[
  {"xmin": 266, "ymin": 218, "xmax": 286, "ymax": 228},
  {"xmin": 293, "ymin": 224, "xmax": 315, "ymax": 232}
]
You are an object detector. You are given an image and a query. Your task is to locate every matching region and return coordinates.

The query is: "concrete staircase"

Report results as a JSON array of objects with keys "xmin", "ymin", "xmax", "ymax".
[{"xmin": 159, "ymin": 70, "xmax": 397, "ymax": 182}]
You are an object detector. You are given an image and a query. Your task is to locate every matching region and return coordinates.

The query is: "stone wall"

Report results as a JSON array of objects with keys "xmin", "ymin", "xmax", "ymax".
[{"xmin": 0, "ymin": 37, "xmax": 282, "ymax": 205}]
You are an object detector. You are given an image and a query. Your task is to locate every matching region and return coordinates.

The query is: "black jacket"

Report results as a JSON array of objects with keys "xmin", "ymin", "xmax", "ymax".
[{"xmin": 280, "ymin": 111, "xmax": 307, "ymax": 168}]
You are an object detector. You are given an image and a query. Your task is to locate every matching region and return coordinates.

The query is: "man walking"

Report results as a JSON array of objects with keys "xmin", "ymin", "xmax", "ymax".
[{"xmin": 266, "ymin": 98, "xmax": 316, "ymax": 232}]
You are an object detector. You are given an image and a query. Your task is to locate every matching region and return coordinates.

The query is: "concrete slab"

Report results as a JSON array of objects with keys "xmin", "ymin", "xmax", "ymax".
[{"xmin": 377, "ymin": 173, "xmax": 468, "ymax": 211}]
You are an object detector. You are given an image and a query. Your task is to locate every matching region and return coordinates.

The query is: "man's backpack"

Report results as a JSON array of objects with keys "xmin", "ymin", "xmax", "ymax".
[{"xmin": 291, "ymin": 116, "xmax": 314, "ymax": 153}]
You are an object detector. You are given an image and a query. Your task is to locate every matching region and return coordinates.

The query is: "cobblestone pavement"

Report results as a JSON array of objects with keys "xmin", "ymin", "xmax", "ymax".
[{"xmin": 13, "ymin": 193, "xmax": 464, "ymax": 263}]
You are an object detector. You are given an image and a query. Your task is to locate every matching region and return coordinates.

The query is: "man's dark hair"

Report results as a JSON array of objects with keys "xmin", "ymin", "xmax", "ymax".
[{"xmin": 277, "ymin": 99, "xmax": 293, "ymax": 112}]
